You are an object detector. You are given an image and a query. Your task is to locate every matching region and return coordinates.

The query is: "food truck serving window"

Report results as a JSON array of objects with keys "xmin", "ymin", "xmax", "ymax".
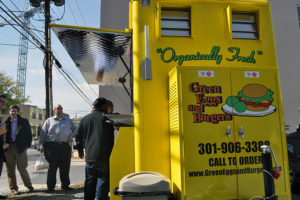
[
  {"xmin": 161, "ymin": 7, "xmax": 191, "ymax": 37},
  {"xmin": 232, "ymin": 12, "xmax": 258, "ymax": 40}
]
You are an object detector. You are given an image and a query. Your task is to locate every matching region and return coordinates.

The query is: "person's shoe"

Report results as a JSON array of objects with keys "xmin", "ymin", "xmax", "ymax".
[
  {"xmin": 46, "ymin": 188, "xmax": 54, "ymax": 193},
  {"xmin": 61, "ymin": 186, "xmax": 73, "ymax": 191},
  {"xmin": 10, "ymin": 189, "xmax": 19, "ymax": 195},
  {"xmin": 28, "ymin": 186, "xmax": 34, "ymax": 192},
  {"xmin": 0, "ymin": 195, "xmax": 7, "ymax": 199}
]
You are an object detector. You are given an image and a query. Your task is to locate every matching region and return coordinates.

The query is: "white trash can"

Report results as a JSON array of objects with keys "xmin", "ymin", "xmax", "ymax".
[{"xmin": 114, "ymin": 171, "xmax": 171, "ymax": 200}]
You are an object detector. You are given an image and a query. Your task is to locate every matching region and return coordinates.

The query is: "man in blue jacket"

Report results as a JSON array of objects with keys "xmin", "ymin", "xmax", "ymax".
[{"xmin": 76, "ymin": 98, "xmax": 114, "ymax": 200}]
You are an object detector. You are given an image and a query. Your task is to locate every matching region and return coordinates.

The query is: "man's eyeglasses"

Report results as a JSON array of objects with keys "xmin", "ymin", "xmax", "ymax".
[
  {"xmin": 56, "ymin": 107, "xmax": 63, "ymax": 110},
  {"xmin": 0, "ymin": 100, "xmax": 6, "ymax": 104}
]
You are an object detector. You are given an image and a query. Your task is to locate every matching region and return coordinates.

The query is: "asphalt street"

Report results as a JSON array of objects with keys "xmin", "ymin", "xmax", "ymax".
[{"xmin": 0, "ymin": 148, "xmax": 85, "ymax": 194}]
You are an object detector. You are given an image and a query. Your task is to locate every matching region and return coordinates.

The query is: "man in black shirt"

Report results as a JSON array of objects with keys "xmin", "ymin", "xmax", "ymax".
[{"xmin": 75, "ymin": 98, "xmax": 114, "ymax": 200}]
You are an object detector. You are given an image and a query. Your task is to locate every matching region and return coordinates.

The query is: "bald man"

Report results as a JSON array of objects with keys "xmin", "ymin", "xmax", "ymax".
[{"xmin": 39, "ymin": 104, "xmax": 76, "ymax": 193}]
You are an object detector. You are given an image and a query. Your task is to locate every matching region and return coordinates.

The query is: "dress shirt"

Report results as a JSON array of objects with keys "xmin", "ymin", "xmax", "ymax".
[
  {"xmin": 11, "ymin": 117, "xmax": 17, "ymax": 141},
  {"xmin": 39, "ymin": 116, "xmax": 76, "ymax": 145}
]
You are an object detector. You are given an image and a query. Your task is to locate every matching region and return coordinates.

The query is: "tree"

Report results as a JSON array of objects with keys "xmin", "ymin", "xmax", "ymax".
[{"xmin": 0, "ymin": 72, "xmax": 28, "ymax": 112}]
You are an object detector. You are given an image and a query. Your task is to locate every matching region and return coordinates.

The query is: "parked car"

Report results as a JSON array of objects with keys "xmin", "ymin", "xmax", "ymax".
[{"xmin": 286, "ymin": 128, "xmax": 300, "ymax": 188}]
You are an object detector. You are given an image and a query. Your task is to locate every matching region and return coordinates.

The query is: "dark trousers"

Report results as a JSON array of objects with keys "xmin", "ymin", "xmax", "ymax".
[
  {"xmin": 84, "ymin": 162, "xmax": 109, "ymax": 200},
  {"xmin": 44, "ymin": 142, "xmax": 71, "ymax": 189},
  {"xmin": 0, "ymin": 154, "xmax": 3, "ymax": 177}
]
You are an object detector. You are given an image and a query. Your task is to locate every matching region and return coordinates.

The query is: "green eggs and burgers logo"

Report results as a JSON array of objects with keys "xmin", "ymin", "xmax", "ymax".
[{"xmin": 222, "ymin": 84, "xmax": 276, "ymax": 117}]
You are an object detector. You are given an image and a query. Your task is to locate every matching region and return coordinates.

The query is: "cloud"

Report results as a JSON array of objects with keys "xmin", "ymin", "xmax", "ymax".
[
  {"xmin": 28, "ymin": 68, "xmax": 44, "ymax": 76},
  {"xmin": 77, "ymin": 83, "xmax": 98, "ymax": 92},
  {"xmin": 25, "ymin": 83, "xmax": 94, "ymax": 118}
]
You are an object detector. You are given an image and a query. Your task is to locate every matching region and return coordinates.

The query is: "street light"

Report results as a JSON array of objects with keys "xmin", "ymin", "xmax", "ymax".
[
  {"xmin": 29, "ymin": 0, "xmax": 65, "ymax": 7},
  {"xmin": 29, "ymin": 0, "xmax": 65, "ymax": 118}
]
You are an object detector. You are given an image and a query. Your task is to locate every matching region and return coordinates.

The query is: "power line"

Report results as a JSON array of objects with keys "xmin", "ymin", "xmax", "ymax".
[
  {"xmin": 0, "ymin": 7, "xmax": 93, "ymax": 106},
  {"xmin": 63, "ymin": 67, "xmax": 98, "ymax": 99},
  {"xmin": 0, "ymin": 3, "xmax": 44, "ymax": 46},
  {"xmin": 1, "ymin": 1, "xmax": 97, "ymax": 107},
  {"xmin": 7, "ymin": 0, "xmax": 45, "ymax": 43},
  {"xmin": 54, "ymin": 5, "xmax": 66, "ymax": 24},
  {"xmin": 0, "ymin": 13, "xmax": 43, "ymax": 51},
  {"xmin": 51, "ymin": 53, "xmax": 94, "ymax": 105},
  {"xmin": 64, "ymin": 109, "xmax": 91, "ymax": 112},
  {"xmin": 52, "ymin": 56, "xmax": 94, "ymax": 105},
  {"xmin": 86, "ymin": 82, "xmax": 98, "ymax": 98},
  {"xmin": 66, "ymin": 0, "xmax": 78, "ymax": 25},
  {"xmin": 60, "ymin": 67, "xmax": 93, "ymax": 104},
  {"xmin": 52, "ymin": 51, "xmax": 98, "ymax": 100},
  {"xmin": 74, "ymin": 0, "xmax": 86, "ymax": 26},
  {"xmin": 0, "ymin": 10, "xmax": 23, "ymax": 13},
  {"xmin": 53, "ymin": 62, "xmax": 92, "ymax": 105},
  {"xmin": 111, "ymin": 86, "xmax": 131, "ymax": 112},
  {"xmin": 0, "ymin": 23, "xmax": 43, "ymax": 32},
  {"xmin": 0, "ymin": 42, "xmax": 36, "ymax": 48},
  {"xmin": 51, "ymin": 3, "xmax": 65, "ymax": 22}
]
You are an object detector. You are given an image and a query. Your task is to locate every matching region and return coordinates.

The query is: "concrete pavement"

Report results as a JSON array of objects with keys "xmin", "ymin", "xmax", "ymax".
[{"xmin": 0, "ymin": 148, "xmax": 85, "ymax": 195}]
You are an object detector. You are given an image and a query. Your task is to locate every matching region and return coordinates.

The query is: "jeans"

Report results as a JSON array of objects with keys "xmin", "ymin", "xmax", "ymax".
[{"xmin": 84, "ymin": 162, "xmax": 109, "ymax": 200}]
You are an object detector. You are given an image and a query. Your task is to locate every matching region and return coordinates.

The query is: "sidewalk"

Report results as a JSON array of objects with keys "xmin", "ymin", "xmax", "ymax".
[
  {"xmin": 3, "ymin": 183, "xmax": 84, "ymax": 200},
  {"xmin": 0, "ymin": 151, "xmax": 86, "ymax": 199}
]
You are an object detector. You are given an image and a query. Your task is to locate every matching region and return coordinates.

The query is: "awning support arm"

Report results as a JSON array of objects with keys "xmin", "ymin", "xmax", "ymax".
[
  {"xmin": 118, "ymin": 54, "xmax": 133, "ymax": 101},
  {"xmin": 121, "ymin": 81, "xmax": 131, "ymax": 98},
  {"xmin": 119, "ymin": 55, "xmax": 131, "ymax": 74}
]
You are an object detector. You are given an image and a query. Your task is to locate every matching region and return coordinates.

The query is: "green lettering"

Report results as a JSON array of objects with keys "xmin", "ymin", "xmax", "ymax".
[
  {"xmin": 174, "ymin": 55, "xmax": 184, "ymax": 65},
  {"xmin": 249, "ymin": 51, "xmax": 256, "ymax": 64},
  {"xmin": 158, "ymin": 47, "xmax": 174, "ymax": 63},
  {"xmin": 157, "ymin": 46, "xmax": 257, "ymax": 65},
  {"xmin": 226, "ymin": 47, "xmax": 240, "ymax": 62},
  {"xmin": 216, "ymin": 55, "xmax": 222, "ymax": 64},
  {"xmin": 203, "ymin": 54, "xmax": 210, "ymax": 60}
]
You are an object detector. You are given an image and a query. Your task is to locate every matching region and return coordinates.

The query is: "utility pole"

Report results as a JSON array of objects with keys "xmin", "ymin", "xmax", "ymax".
[
  {"xmin": 30, "ymin": 0, "xmax": 65, "ymax": 118},
  {"xmin": 44, "ymin": 0, "xmax": 52, "ymax": 118}
]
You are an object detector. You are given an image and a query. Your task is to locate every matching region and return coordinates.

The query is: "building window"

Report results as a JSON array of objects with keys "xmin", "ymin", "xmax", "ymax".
[
  {"xmin": 232, "ymin": 12, "xmax": 258, "ymax": 40},
  {"xmin": 39, "ymin": 114, "xmax": 43, "ymax": 120},
  {"xmin": 161, "ymin": 7, "xmax": 191, "ymax": 37},
  {"xmin": 32, "ymin": 112, "xmax": 36, "ymax": 119}
]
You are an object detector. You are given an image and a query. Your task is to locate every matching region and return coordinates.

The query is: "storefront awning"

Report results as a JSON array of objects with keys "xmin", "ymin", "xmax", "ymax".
[{"xmin": 51, "ymin": 24, "xmax": 132, "ymax": 88}]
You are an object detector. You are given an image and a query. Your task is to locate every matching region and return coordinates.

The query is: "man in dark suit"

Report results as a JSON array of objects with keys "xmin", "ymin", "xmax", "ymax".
[
  {"xmin": 4, "ymin": 105, "xmax": 34, "ymax": 194},
  {"xmin": 0, "ymin": 94, "xmax": 8, "ymax": 199}
]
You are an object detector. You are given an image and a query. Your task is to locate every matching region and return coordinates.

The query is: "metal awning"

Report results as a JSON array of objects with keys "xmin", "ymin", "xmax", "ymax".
[{"xmin": 51, "ymin": 24, "xmax": 132, "ymax": 89}]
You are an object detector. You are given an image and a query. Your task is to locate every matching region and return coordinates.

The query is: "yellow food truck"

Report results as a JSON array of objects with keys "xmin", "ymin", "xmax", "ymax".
[{"xmin": 51, "ymin": 0, "xmax": 292, "ymax": 199}]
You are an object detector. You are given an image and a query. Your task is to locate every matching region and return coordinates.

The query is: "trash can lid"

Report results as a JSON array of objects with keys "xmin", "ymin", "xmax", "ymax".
[{"xmin": 118, "ymin": 171, "xmax": 170, "ymax": 193}]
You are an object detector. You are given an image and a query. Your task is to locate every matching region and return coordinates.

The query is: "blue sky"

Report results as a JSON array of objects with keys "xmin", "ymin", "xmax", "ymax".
[{"xmin": 0, "ymin": 0, "xmax": 101, "ymax": 117}]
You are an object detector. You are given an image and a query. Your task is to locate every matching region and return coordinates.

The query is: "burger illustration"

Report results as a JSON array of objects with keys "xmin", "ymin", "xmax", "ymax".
[{"xmin": 225, "ymin": 84, "xmax": 274, "ymax": 113}]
